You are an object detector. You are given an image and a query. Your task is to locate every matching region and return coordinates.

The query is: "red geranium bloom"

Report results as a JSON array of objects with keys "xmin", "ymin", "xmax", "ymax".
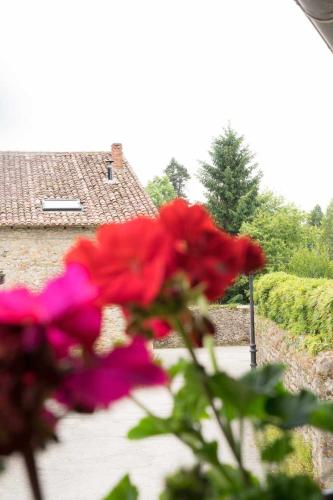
[
  {"xmin": 235, "ymin": 236, "xmax": 266, "ymax": 275},
  {"xmin": 66, "ymin": 217, "xmax": 173, "ymax": 307},
  {"xmin": 159, "ymin": 199, "xmax": 265, "ymax": 300},
  {"xmin": 57, "ymin": 337, "xmax": 168, "ymax": 411}
]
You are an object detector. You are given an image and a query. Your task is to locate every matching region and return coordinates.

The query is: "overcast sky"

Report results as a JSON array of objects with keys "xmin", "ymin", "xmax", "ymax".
[{"xmin": 0, "ymin": 0, "xmax": 332, "ymax": 211}]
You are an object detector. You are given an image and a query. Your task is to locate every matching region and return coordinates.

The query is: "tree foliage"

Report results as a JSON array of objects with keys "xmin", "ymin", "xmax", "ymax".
[
  {"xmin": 146, "ymin": 175, "xmax": 176, "ymax": 208},
  {"xmin": 165, "ymin": 158, "xmax": 190, "ymax": 198},
  {"xmin": 308, "ymin": 204, "xmax": 323, "ymax": 227},
  {"xmin": 198, "ymin": 126, "xmax": 261, "ymax": 234},
  {"xmin": 241, "ymin": 192, "xmax": 320, "ymax": 272},
  {"xmin": 288, "ymin": 248, "xmax": 333, "ymax": 279},
  {"xmin": 323, "ymin": 199, "xmax": 333, "ymax": 259}
]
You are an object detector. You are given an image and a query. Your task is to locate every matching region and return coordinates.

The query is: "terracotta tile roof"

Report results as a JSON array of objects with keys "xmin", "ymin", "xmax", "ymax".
[{"xmin": 0, "ymin": 147, "xmax": 157, "ymax": 227}]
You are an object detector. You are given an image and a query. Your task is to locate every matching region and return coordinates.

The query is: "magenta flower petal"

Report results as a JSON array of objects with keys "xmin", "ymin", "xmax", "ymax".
[
  {"xmin": 57, "ymin": 337, "xmax": 168, "ymax": 410},
  {"xmin": 48, "ymin": 305, "xmax": 102, "ymax": 355},
  {"xmin": 39, "ymin": 264, "xmax": 98, "ymax": 322},
  {"xmin": 39, "ymin": 264, "xmax": 102, "ymax": 354},
  {"xmin": 0, "ymin": 289, "xmax": 40, "ymax": 324}
]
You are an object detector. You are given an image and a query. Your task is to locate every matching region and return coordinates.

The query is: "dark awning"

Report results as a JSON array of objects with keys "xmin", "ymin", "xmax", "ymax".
[{"xmin": 295, "ymin": 0, "xmax": 333, "ymax": 52}]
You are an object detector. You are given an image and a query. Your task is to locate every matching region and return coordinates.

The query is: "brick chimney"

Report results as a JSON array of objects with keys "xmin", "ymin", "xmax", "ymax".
[{"xmin": 111, "ymin": 143, "xmax": 123, "ymax": 168}]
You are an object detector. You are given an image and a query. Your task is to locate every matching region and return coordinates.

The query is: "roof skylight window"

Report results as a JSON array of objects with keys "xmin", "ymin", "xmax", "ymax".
[{"xmin": 42, "ymin": 199, "xmax": 82, "ymax": 211}]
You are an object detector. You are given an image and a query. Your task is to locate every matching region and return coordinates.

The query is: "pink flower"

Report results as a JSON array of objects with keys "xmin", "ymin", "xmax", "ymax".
[
  {"xmin": 0, "ymin": 264, "xmax": 102, "ymax": 358},
  {"xmin": 57, "ymin": 337, "xmax": 168, "ymax": 411}
]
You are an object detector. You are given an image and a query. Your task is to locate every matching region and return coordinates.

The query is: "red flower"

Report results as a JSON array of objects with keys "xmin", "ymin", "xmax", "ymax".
[
  {"xmin": 144, "ymin": 318, "xmax": 171, "ymax": 339},
  {"xmin": 66, "ymin": 217, "xmax": 173, "ymax": 307},
  {"xmin": 235, "ymin": 236, "xmax": 266, "ymax": 275},
  {"xmin": 57, "ymin": 337, "xmax": 168, "ymax": 411},
  {"xmin": 159, "ymin": 199, "xmax": 265, "ymax": 300}
]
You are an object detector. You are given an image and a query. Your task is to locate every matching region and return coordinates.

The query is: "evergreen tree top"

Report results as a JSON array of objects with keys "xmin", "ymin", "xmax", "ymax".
[
  {"xmin": 165, "ymin": 158, "xmax": 190, "ymax": 198},
  {"xmin": 198, "ymin": 126, "xmax": 261, "ymax": 234}
]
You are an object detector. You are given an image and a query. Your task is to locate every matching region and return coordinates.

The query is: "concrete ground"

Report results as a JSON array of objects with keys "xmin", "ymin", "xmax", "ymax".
[{"xmin": 0, "ymin": 346, "xmax": 262, "ymax": 500}]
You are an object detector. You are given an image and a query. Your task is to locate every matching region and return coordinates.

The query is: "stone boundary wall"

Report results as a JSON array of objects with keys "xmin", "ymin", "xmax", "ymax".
[
  {"xmin": 256, "ymin": 316, "xmax": 333, "ymax": 488},
  {"xmin": 154, "ymin": 305, "xmax": 251, "ymax": 348}
]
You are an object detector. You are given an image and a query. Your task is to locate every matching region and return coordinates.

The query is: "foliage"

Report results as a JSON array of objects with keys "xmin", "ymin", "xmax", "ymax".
[
  {"xmin": 220, "ymin": 275, "xmax": 250, "ymax": 304},
  {"xmin": 257, "ymin": 426, "xmax": 313, "ymax": 477},
  {"xmin": 241, "ymin": 192, "xmax": 321, "ymax": 272},
  {"xmin": 103, "ymin": 474, "xmax": 138, "ymax": 500},
  {"xmin": 198, "ymin": 125, "xmax": 261, "ymax": 234},
  {"xmin": 164, "ymin": 157, "xmax": 190, "ymax": 198},
  {"xmin": 146, "ymin": 175, "xmax": 176, "ymax": 207},
  {"xmin": 255, "ymin": 272, "xmax": 333, "ymax": 353},
  {"xmin": 323, "ymin": 199, "xmax": 333, "ymax": 259},
  {"xmin": 123, "ymin": 360, "xmax": 331, "ymax": 499},
  {"xmin": 308, "ymin": 205, "xmax": 324, "ymax": 227},
  {"xmin": 288, "ymin": 248, "xmax": 333, "ymax": 279}
]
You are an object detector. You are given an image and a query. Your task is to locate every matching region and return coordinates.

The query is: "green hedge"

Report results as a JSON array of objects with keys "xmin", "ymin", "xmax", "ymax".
[{"xmin": 255, "ymin": 272, "xmax": 333, "ymax": 353}]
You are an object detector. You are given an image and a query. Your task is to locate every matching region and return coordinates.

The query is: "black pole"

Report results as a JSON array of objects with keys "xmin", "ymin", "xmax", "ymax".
[{"xmin": 249, "ymin": 273, "xmax": 257, "ymax": 369}]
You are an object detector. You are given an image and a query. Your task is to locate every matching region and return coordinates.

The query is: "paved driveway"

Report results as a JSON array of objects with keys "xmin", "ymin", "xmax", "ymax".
[{"xmin": 0, "ymin": 346, "xmax": 261, "ymax": 500}]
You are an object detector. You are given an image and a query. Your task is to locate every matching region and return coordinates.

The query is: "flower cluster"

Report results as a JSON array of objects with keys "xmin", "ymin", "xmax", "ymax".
[
  {"xmin": 0, "ymin": 265, "xmax": 165, "ymax": 455},
  {"xmin": 0, "ymin": 199, "xmax": 264, "ymax": 457},
  {"xmin": 66, "ymin": 199, "xmax": 265, "ymax": 341}
]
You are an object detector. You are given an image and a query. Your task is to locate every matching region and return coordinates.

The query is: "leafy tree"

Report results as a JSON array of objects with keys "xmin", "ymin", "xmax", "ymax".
[
  {"xmin": 198, "ymin": 126, "xmax": 261, "ymax": 234},
  {"xmin": 164, "ymin": 158, "xmax": 190, "ymax": 198},
  {"xmin": 308, "ymin": 204, "xmax": 323, "ymax": 227},
  {"xmin": 241, "ymin": 192, "xmax": 318, "ymax": 272},
  {"xmin": 146, "ymin": 175, "xmax": 176, "ymax": 208},
  {"xmin": 287, "ymin": 248, "xmax": 333, "ymax": 279},
  {"xmin": 323, "ymin": 199, "xmax": 333, "ymax": 259}
]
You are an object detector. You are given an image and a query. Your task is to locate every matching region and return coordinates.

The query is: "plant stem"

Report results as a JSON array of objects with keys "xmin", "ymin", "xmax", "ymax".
[
  {"xmin": 130, "ymin": 394, "xmax": 235, "ymax": 486},
  {"xmin": 173, "ymin": 317, "xmax": 250, "ymax": 485},
  {"xmin": 22, "ymin": 445, "xmax": 44, "ymax": 500}
]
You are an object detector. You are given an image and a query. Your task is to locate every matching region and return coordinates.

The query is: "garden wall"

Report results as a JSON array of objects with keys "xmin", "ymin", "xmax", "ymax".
[
  {"xmin": 256, "ymin": 316, "xmax": 333, "ymax": 488},
  {"xmin": 154, "ymin": 305, "xmax": 250, "ymax": 348}
]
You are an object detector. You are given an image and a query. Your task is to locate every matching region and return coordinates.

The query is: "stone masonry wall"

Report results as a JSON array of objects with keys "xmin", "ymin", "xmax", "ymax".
[
  {"xmin": 0, "ymin": 228, "xmax": 125, "ymax": 347},
  {"xmin": 154, "ymin": 305, "xmax": 250, "ymax": 348},
  {"xmin": 0, "ymin": 227, "xmax": 93, "ymax": 289},
  {"xmin": 256, "ymin": 316, "xmax": 333, "ymax": 488}
]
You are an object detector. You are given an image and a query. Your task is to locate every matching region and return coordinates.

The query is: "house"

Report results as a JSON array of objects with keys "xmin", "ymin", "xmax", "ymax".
[{"xmin": 0, "ymin": 143, "xmax": 156, "ymax": 290}]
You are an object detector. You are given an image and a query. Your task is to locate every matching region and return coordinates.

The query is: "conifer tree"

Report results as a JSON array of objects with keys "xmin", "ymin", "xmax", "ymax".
[
  {"xmin": 165, "ymin": 158, "xmax": 190, "ymax": 198},
  {"xmin": 199, "ymin": 126, "xmax": 261, "ymax": 234},
  {"xmin": 308, "ymin": 204, "xmax": 323, "ymax": 227}
]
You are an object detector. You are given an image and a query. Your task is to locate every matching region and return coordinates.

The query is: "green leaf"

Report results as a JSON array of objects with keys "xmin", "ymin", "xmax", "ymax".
[
  {"xmin": 210, "ymin": 372, "xmax": 266, "ymax": 418},
  {"xmin": 159, "ymin": 465, "xmax": 216, "ymax": 500},
  {"xmin": 310, "ymin": 401, "xmax": 333, "ymax": 432},
  {"xmin": 266, "ymin": 390, "xmax": 319, "ymax": 429},
  {"xmin": 264, "ymin": 473, "xmax": 322, "ymax": 500},
  {"xmin": 260, "ymin": 434, "xmax": 293, "ymax": 464},
  {"xmin": 172, "ymin": 362, "xmax": 209, "ymax": 421},
  {"xmin": 195, "ymin": 441, "xmax": 219, "ymax": 465},
  {"xmin": 168, "ymin": 358, "xmax": 190, "ymax": 380},
  {"xmin": 241, "ymin": 364, "xmax": 285, "ymax": 396},
  {"xmin": 128, "ymin": 416, "xmax": 172, "ymax": 440},
  {"xmin": 103, "ymin": 474, "xmax": 138, "ymax": 500}
]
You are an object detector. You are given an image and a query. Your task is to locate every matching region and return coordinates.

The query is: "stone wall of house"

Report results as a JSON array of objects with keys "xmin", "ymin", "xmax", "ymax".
[
  {"xmin": 154, "ymin": 305, "xmax": 250, "ymax": 348},
  {"xmin": 0, "ymin": 228, "xmax": 125, "ymax": 347},
  {"xmin": 0, "ymin": 227, "xmax": 94, "ymax": 289},
  {"xmin": 256, "ymin": 316, "xmax": 333, "ymax": 488}
]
